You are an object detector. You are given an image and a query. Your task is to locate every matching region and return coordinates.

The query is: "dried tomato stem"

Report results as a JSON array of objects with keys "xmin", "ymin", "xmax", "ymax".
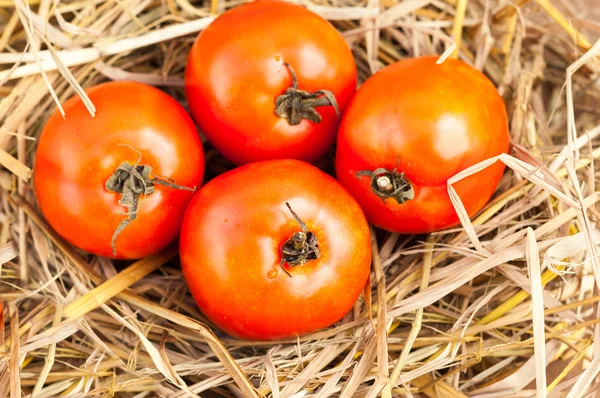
[
  {"xmin": 274, "ymin": 63, "xmax": 340, "ymax": 126},
  {"xmin": 356, "ymin": 166, "xmax": 414, "ymax": 204},
  {"xmin": 106, "ymin": 158, "xmax": 196, "ymax": 257},
  {"xmin": 279, "ymin": 202, "xmax": 320, "ymax": 278},
  {"xmin": 376, "ymin": 176, "xmax": 393, "ymax": 193}
]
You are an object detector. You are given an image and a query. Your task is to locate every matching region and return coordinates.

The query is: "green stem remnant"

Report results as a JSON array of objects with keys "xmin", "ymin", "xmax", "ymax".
[
  {"xmin": 105, "ymin": 148, "xmax": 196, "ymax": 256},
  {"xmin": 280, "ymin": 202, "xmax": 320, "ymax": 278},
  {"xmin": 275, "ymin": 62, "xmax": 340, "ymax": 125},
  {"xmin": 356, "ymin": 166, "xmax": 415, "ymax": 204}
]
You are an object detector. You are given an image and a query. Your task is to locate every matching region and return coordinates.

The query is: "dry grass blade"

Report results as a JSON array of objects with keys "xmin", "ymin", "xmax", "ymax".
[
  {"xmin": 411, "ymin": 373, "xmax": 468, "ymax": 398},
  {"xmin": 459, "ymin": 357, "xmax": 516, "ymax": 391},
  {"xmin": 436, "ymin": 43, "xmax": 457, "ymax": 64},
  {"xmin": 377, "ymin": 0, "xmax": 430, "ymax": 24},
  {"xmin": 27, "ymin": 379, "xmax": 75, "ymax": 398},
  {"xmin": 472, "ymin": 341, "xmax": 562, "ymax": 396},
  {"xmin": 0, "ymin": 243, "xmax": 17, "ymax": 265},
  {"xmin": 9, "ymin": 302, "xmax": 21, "ymax": 398},
  {"xmin": 547, "ymin": 341, "xmax": 591, "ymax": 393},
  {"xmin": 305, "ymin": 4, "xmax": 379, "ymax": 20},
  {"xmin": 390, "ymin": 237, "xmax": 433, "ymax": 387},
  {"xmin": 99, "ymin": 16, "xmax": 216, "ymax": 56},
  {"xmin": 388, "ymin": 243, "xmax": 536, "ymax": 318},
  {"xmin": 0, "ymin": 11, "xmax": 20, "ymax": 53},
  {"xmin": 100, "ymin": 304, "xmax": 196, "ymax": 396},
  {"xmin": 534, "ymin": 0, "xmax": 592, "ymax": 50},
  {"xmin": 526, "ymin": 228, "xmax": 546, "ymax": 397},
  {"xmin": 340, "ymin": 333, "xmax": 378, "ymax": 397},
  {"xmin": 279, "ymin": 340, "xmax": 351, "ymax": 397},
  {"xmin": 565, "ymin": 354, "xmax": 600, "ymax": 398},
  {"xmin": 0, "ymin": 49, "xmax": 99, "ymax": 81},
  {"xmin": 22, "ymin": 10, "xmax": 96, "ymax": 118},
  {"xmin": 31, "ymin": 304, "xmax": 62, "ymax": 397},
  {"xmin": 117, "ymin": 292, "xmax": 258, "ymax": 397},
  {"xmin": 264, "ymin": 348, "xmax": 280, "ymax": 398},
  {"xmin": 17, "ymin": 123, "xmax": 27, "ymax": 284},
  {"xmin": 63, "ymin": 246, "xmax": 177, "ymax": 320},
  {"xmin": 314, "ymin": 338, "xmax": 362, "ymax": 398},
  {"xmin": 369, "ymin": 227, "xmax": 392, "ymax": 398},
  {"xmin": 19, "ymin": 321, "xmax": 79, "ymax": 355},
  {"xmin": 95, "ymin": 62, "xmax": 184, "ymax": 86},
  {"xmin": 0, "ymin": 148, "xmax": 31, "ymax": 181},
  {"xmin": 565, "ymin": 39, "xmax": 600, "ymax": 163},
  {"xmin": 0, "ymin": 17, "xmax": 217, "ymax": 81},
  {"xmin": 450, "ymin": 0, "xmax": 467, "ymax": 58},
  {"xmin": 13, "ymin": 0, "xmax": 64, "ymax": 117}
]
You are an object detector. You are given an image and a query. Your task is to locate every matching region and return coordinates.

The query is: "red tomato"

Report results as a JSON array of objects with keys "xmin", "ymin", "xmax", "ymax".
[
  {"xmin": 34, "ymin": 81, "xmax": 204, "ymax": 259},
  {"xmin": 335, "ymin": 56, "xmax": 510, "ymax": 233},
  {"xmin": 180, "ymin": 159, "xmax": 371, "ymax": 340},
  {"xmin": 184, "ymin": 0, "xmax": 357, "ymax": 166}
]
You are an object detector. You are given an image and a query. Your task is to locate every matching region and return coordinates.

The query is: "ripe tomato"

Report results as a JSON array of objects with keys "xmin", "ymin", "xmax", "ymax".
[
  {"xmin": 335, "ymin": 56, "xmax": 510, "ymax": 234},
  {"xmin": 184, "ymin": 0, "xmax": 357, "ymax": 166},
  {"xmin": 180, "ymin": 159, "xmax": 371, "ymax": 340},
  {"xmin": 34, "ymin": 81, "xmax": 204, "ymax": 259}
]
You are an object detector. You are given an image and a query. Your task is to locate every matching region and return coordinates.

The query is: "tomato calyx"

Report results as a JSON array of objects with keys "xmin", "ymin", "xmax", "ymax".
[
  {"xmin": 274, "ymin": 63, "xmax": 340, "ymax": 126},
  {"xmin": 105, "ymin": 145, "xmax": 196, "ymax": 256},
  {"xmin": 356, "ymin": 167, "xmax": 414, "ymax": 204},
  {"xmin": 279, "ymin": 202, "xmax": 321, "ymax": 277}
]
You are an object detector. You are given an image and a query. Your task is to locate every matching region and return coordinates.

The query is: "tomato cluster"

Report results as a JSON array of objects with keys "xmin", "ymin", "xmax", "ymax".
[{"xmin": 33, "ymin": 0, "xmax": 509, "ymax": 341}]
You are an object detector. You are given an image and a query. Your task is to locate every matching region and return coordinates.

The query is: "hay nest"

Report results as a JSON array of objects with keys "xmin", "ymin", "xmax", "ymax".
[{"xmin": 1, "ymin": 0, "xmax": 600, "ymax": 397}]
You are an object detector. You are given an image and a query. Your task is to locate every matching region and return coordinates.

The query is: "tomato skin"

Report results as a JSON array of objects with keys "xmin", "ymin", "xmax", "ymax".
[
  {"xmin": 33, "ymin": 81, "xmax": 205, "ymax": 259},
  {"xmin": 179, "ymin": 159, "xmax": 371, "ymax": 340},
  {"xmin": 184, "ymin": 0, "xmax": 357, "ymax": 166},
  {"xmin": 335, "ymin": 56, "xmax": 510, "ymax": 234}
]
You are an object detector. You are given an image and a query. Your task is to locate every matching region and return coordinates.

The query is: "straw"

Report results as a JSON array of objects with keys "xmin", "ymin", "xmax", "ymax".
[{"xmin": 2, "ymin": 0, "xmax": 600, "ymax": 396}]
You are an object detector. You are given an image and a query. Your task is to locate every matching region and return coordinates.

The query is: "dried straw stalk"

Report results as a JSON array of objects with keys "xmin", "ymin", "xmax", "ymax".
[{"xmin": 1, "ymin": 0, "xmax": 600, "ymax": 397}]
